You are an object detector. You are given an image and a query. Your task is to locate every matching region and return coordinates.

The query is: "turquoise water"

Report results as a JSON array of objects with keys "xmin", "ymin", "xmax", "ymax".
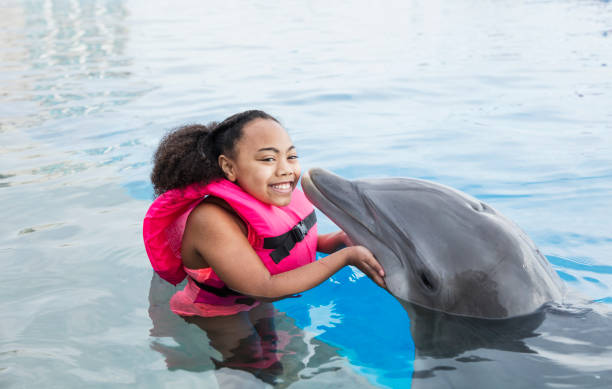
[{"xmin": 1, "ymin": 0, "xmax": 611, "ymax": 387}]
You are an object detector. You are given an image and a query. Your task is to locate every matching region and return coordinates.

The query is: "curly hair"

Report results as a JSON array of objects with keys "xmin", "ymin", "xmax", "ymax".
[{"xmin": 150, "ymin": 110, "xmax": 279, "ymax": 197}]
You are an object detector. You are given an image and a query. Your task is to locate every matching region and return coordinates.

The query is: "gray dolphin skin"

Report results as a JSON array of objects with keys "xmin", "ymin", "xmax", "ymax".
[{"xmin": 301, "ymin": 168, "xmax": 566, "ymax": 319}]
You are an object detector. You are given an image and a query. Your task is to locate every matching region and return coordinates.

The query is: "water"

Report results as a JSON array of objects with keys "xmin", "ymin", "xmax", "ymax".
[{"xmin": 1, "ymin": 0, "xmax": 611, "ymax": 387}]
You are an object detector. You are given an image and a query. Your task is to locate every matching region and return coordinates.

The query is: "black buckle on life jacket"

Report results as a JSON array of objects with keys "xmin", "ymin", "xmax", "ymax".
[
  {"xmin": 263, "ymin": 211, "xmax": 317, "ymax": 265},
  {"xmin": 291, "ymin": 220, "xmax": 308, "ymax": 242}
]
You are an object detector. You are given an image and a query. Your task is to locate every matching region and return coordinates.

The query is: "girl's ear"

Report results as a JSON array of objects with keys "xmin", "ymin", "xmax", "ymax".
[{"xmin": 218, "ymin": 155, "xmax": 237, "ymax": 182}]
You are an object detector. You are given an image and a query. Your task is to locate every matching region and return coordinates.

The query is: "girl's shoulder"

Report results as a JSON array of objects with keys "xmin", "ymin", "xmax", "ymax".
[
  {"xmin": 187, "ymin": 196, "xmax": 248, "ymax": 237},
  {"xmin": 181, "ymin": 196, "xmax": 249, "ymax": 269}
]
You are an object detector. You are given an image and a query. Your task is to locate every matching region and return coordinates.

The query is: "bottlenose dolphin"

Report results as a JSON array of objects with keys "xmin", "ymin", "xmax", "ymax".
[{"xmin": 301, "ymin": 168, "xmax": 566, "ymax": 319}]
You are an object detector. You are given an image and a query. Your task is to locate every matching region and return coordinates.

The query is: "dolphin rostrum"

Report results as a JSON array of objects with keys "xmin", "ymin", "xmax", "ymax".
[{"xmin": 301, "ymin": 168, "xmax": 565, "ymax": 319}]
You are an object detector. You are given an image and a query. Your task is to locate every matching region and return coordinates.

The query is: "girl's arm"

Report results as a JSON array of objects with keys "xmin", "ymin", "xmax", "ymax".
[{"xmin": 183, "ymin": 202, "xmax": 385, "ymax": 300}]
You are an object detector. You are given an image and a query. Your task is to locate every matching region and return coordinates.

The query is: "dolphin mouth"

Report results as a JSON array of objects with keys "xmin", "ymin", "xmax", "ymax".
[
  {"xmin": 302, "ymin": 168, "xmax": 377, "ymax": 242},
  {"xmin": 303, "ymin": 168, "xmax": 437, "ymax": 288},
  {"xmin": 302, "ymin": 168, "xmax": 420, "ymax": 299},
  {"xmin": 302, "ymin": 168, "xmax": 405, "ymax": 267},
  {"xmin": 301, "ymin": 169, "xmax": 350, "ymax": 223}
]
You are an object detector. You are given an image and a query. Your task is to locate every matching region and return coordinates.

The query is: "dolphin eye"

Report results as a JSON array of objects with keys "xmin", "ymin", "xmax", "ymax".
[{"xmin": 420, "ymin": 272, "xmax": 436, "ymax": 292}]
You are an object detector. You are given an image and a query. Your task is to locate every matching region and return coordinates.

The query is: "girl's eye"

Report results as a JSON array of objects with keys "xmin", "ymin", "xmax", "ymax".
[
  {"xmin": 288, "ymin": 155, "xmax": 299, "ymax": 160},
  {"xmin": 260, "ymin": 157, "xmax": 275, "ymax": 162}
]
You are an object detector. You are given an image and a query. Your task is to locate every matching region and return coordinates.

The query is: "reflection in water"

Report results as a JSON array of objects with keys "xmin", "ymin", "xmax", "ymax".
[
  {"xmin": 183, "ymin": 304, "xmax": 286, "ymax": 384},
  {"xmin": 0, "ymin": 0, "xmax": 146, "ymax": 130},
  {"xmin": 403, "ymin": 301, "xmax": 546, "ymax": 359},
  {"xmin": 405, "ymin": 301, "xmax": 612, "ymax": 388},
  {"xmin": 147, "ymin": 273, "xmax": 349, "ymax": 388}
]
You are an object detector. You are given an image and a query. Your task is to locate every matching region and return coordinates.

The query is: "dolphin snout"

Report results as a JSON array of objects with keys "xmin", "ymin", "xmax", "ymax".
[{"xmin": 304, "ymin": 168, "xmax": 363, "ymax": 215}]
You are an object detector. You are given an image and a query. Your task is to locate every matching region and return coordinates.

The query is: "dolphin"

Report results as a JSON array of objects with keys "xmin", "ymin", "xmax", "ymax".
[{"xmin": 301, "ymin": 168, "xmax": 566, "ymax": 319}]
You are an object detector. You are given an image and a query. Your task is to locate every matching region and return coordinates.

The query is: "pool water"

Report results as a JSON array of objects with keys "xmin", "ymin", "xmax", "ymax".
[{"xmin": 1, "ymin": 0, "xmax": 611, "ymax": 387}]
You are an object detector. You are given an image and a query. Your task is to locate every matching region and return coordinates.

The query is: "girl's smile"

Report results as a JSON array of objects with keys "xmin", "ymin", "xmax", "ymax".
[
  {"xmin": 270, "ymin": 181, "xmax": 293, "ymax": 193},
  {"xmin": 218, "ymin": 118, "xmax": 301, "ymax": 207}
]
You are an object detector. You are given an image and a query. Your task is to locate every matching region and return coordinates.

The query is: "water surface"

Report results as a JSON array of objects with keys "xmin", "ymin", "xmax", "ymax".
[{"xmin": 1, "ymin": 0, "xmax": 611, "ymax": 387}]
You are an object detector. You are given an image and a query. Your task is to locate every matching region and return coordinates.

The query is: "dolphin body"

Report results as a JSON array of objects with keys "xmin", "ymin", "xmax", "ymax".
[{"xmin": 301, "ymin": 168, "xmax": 565, "ymax": 320}]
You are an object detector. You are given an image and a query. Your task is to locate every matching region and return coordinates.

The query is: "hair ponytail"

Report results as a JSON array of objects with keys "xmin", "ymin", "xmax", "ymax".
[{"xmin": 150, "ymin": 123, "xmax": 223, "ymax": 197}]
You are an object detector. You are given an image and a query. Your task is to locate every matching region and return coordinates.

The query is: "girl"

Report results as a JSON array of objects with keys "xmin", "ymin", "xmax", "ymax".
[{"xmin": 143, "ymin": 110, "xmax": 385, "ymax": 376}]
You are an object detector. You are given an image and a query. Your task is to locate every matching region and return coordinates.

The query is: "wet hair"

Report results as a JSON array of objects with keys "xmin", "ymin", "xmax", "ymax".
[{"xmin": 151, "ymin": 110, "xmax": 279, "ymax": 196}]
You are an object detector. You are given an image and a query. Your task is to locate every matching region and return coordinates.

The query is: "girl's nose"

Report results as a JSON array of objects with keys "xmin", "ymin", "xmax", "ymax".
[{"xmin": 276, "ymin": 158, "xmax": 291, "ymax": 176}]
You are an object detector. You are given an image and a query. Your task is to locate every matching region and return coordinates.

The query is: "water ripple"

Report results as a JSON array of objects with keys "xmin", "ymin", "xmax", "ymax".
[{"xmin": 1, "ymin": 0, "xmax": 611, "ymax": 387}]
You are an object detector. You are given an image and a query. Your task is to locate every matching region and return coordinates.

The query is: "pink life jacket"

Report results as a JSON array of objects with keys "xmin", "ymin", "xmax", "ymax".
[{"xmin": 142, "ymin": 179, "xmax": 317, "ymax": 311}]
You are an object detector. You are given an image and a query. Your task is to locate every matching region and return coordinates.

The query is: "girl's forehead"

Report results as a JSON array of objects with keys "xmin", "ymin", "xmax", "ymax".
[{"xmin": 239, "ymin": 119, "xmax": 293, "ymax": 149}]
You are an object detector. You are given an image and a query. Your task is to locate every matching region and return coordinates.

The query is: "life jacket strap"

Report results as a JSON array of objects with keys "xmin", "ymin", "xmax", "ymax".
[
  {"xmin": 190, "ymin": 277, "xmax": 256, "ymax": 306},
  {"xmin": 262, "ymin": 210, "xmax": 317, "ymax": 264}
]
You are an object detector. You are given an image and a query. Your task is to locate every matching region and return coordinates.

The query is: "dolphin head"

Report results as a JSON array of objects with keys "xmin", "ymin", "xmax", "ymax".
[{"xmin": 301, "ymin": 168, "xmax": 565, "ymax": 319}]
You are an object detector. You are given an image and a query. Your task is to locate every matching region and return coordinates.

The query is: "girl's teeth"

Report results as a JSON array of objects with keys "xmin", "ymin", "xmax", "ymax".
[{"xmin": 273, "ymin": 183, "xmax": 290, "ymax": 189}]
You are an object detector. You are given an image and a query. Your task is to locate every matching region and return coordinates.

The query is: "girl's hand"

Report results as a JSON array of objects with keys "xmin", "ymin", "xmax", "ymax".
[
  {"xmin": 317, "ymin": 230, "xmax": 354, "ymax": 253},
  {"xmin": 336, "ymin": 231, "xmax": 354, "ymax": 248},
  {"xmin": 343, "ymin": 246, "xmax": 386, "ymax": 289}
]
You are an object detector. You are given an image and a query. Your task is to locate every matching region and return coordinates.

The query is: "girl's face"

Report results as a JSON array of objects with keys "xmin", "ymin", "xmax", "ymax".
[{"xmin": 219, "ymin": 118, "xmax": 300, "ymax": 207}]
